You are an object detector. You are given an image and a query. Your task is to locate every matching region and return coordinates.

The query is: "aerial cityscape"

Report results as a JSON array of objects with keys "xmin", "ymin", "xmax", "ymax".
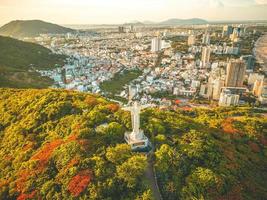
[
  {"xmin": 0, "ymin": 0, "xmax": 267, "ymax": 200},
  {"xmin": 33, "ymin": 23, "xmax": 267, "ymax": 108}
]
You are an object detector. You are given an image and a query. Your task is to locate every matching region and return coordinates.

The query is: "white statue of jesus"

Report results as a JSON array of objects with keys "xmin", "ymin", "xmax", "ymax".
[{"xmin": 123, "ymin": 101, "xmax": 151, "ymax": 141}]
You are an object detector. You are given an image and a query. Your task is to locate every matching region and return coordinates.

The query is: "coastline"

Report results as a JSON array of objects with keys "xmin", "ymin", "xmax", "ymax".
[{"xmin": 254, "ymin": 33, "xmax": 267, "ymax": 73}]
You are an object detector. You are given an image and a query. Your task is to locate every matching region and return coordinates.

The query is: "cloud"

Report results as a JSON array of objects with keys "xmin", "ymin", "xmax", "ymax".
[
  {"xmin": 210, "ymin": 0, "xmax": 224, "ymax": 8},
  {"xmin": 188, "ymin": 0, "xmax": 224, "ymax": 8},
  {"xmin": 255, "ymin": 0, "xmax": 267, "ymax": 4},
  {"xmin": 221, "ymin": 0, "xmax": 267, "ymax": 6}
]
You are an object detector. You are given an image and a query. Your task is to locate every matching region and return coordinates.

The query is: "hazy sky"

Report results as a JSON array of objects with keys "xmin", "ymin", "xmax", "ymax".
[{"xmin": 0, "ymin": 0, "xmax": 267, "ymax": 25}]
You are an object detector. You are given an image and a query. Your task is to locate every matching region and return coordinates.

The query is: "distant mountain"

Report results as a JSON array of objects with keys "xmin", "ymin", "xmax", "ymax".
[
  {"xmin": 159, "ymin": 18, "xmax": 208, "ymax": 25},
  {"xmin": 0, "ymin": 36, "xmax": 66, "ymax": 88},
  {"xmin": 143, "ymin": 20, "xmax": 156, "ymax": 25},
  {"xmin": 0, "ymin": 20, "xmax": 75, "ymax": 38},
  {"xmin": 124, "ymin": 21, "xmax": 144, "ymax": 26},
  {"xmin": 125, "ymin": 18, "xmax": 208, "ymax": 26}
]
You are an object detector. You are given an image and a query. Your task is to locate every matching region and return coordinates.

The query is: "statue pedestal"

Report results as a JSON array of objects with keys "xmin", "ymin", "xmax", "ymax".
[{"xmin": 124, "ymin": 130, "xmax": 152, "ymax": 152}]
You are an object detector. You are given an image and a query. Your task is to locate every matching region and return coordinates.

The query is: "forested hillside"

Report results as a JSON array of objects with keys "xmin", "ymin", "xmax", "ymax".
[
  {"xmin": 0, "ymin": 88, "xmax": 266, "ymax": 200},
  {"xmin": 0, "ymin": 20, "xmax": 75, "ymax": 38},
  {"xmin": 143, "ymin": 107, "xmax": 267, "ymax": 200},
  {"xmin": 0, "ymin": 36, "xmax": 66, "ymax": 88}
]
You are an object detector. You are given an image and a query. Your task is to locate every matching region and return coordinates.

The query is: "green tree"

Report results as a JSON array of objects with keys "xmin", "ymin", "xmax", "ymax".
[
  {"xmin": 106, "ymin": 144, "xmax": 132, "ymax": 165},
  {"xmin": 155, "ymin": 144, "xmax": 177, "ymax": 173},
  {"xmin": 116, "ymin": 155, "xmax": 147, "ymax": 188},
  {"xmin": 181, "ymin": 167, "xmax": 221, "ymax": 200},
  {"xmin": 135, "ymin": 189, "xmax": 154, "ymax": 200}
]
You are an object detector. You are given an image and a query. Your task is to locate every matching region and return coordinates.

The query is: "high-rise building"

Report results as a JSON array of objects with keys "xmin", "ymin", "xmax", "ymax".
[
  {"xmin": 254, "ymin": 78, "xmax": 267, "ymax": 97},
  {"xmin": 151, "ymin": 37, "xmax": 162, "ymax": 52},
  {"xmin": 201, "ymin": 46, "xmax": 211, "ymax": 67},
  {"xmin": 253, "ymin": 79, "xmax": 262, "ymax": 96},
  {"xmin": 199, "ymin": 84, "xmax": 208, "ymax": 97},
  {"xmin": 213, "ymin": 79, "xmax": 225, "ymax": 100},
  {"xmin": 225, "ymin": 59, "xmax": 246, "ymax": 87},
  {"xmin": 230, "ymin": 31, "xmax": 239, "ymax": 42},
  {"xmin": 248, "ymin": 73, "xmax": 264, "ymax": 87},
  {"xmin": 202, "ymin": 33, "xmax": 210, "ymax": 45},
  {"xmin": 118, "ymin": 26, "xmax": 125, "ymax": 33},
  {"xmin": 188, "ymin": 35, "xmax": 196, "ymax": 46},
  {"xmin": 222, "ymin": 25, "xmax": 233, "ymax": 37},
  {"xmin": 219, "ymin": 89, "xmax": 240, "ymax": 106},
  {"xmin": 224, "ymin": 46, "xmax": 240, "ymax": 55},
  {"xmin": 207, "ymin": 77, "xmax": 225, "ymax": 100},
  {"xmin": 241, "ymin": 55, "xmax": 255, "ymax": 72},
  {"xmin": 129, "ymin": 25, "xmax": 135, "ymax": 32}
]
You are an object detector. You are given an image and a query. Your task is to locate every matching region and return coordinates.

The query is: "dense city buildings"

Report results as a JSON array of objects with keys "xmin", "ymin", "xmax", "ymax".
[{"xmin": 29, "ymin": 23, "xmax": 267, "ymax": 108}]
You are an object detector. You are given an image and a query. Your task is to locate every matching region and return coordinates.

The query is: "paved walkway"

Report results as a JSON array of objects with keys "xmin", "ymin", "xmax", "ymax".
[{"xmin": 144, "ymin": 154, "xmax": 162, "ymax": 200}]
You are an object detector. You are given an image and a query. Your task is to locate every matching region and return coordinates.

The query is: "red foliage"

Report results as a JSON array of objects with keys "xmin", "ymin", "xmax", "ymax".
[
  {"xmin": 248, "ymin": 141, "xmax": 260, "ymax": 153},
  {"xmin": 174, "ymin": 100, "xmax": 181, "ymax": 105},
  {"xmin": 222, "ymin": 118, "xmax": 238, "ymax": 134},
  {"xmin": 68, "ymin": 170, "xmax": 93, "ymax": 197},
  {"xmin": 0, "ymin": 179, "xmax": 10, "ymax": 188},
  {"xmin": 31, "ymin": 139, "xmax": 64, "ymax": 172},
  {"xmin": 106, "ymin": 104, "xmax": 120, "ymax": 112},
  {"xmin": 84, "ymin": 96, "xmax": 97, "ymax": 106},
  {"xmin": 16, "ymin": 132, "xmax": 85, "ymax": 193},
  {"xmin": 4, "ymin": 155, "xmax": 13, "ymax": 161},
  {"xmin": 16, "ymin": 140, "xmax": 65, "ymax": 192},
  {"xmin": 16, "ymin": 170, "xmax": 32, "ymax": 193},
  {"xmin": 17, "ymin": 190, "xmax": 36, "ymax": 200},
  {"xmin": 180, "ymin": 106, "xmax": 193, "ymax": 111},
  {"xmin": 66, "ymin": 158, "xmax": 79, "ymax": 169},
  {"xmin": 67, "ymin": 134, "xmax": 78, "ymax": 142}
]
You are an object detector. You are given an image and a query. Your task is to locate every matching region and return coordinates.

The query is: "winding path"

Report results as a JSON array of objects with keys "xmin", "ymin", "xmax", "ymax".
[{"xmin": 145, "ymin": 153, "xmax": 162, "ymax": 200}]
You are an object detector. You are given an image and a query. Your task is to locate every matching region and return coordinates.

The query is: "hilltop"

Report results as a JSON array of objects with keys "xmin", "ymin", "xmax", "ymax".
[
  {"xmin": 0, "ymin": 88, "xmax": 266, "ymax": 199},
  {"xmin": 0, "ymin": 20, "xmax": 75, "ymax": 38},
  {"xmin": 0, "ymin": 36, "xmax": 66, "ymax": 88}
]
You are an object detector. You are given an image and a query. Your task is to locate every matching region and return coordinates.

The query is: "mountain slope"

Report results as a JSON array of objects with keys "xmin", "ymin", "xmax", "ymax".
[
  {"xmin": 0, "ymin": 36, "xmax": 66, "ymax": 88},
  {"xmin": 0, "ymin": 20, "xmax": 75, "ymax": 38},
  {"xmin": 0, "ymin": 89, "xmax": 150, "ymax": 200},
  {"xmin": 0, "ymin": 89, "xmax": 266, "ymax": 199}
]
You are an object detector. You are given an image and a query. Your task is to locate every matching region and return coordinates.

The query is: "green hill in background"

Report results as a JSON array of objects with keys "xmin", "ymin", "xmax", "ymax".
[
  {"xmin": 0, "ymin": 88, "xmax": 266, "ymax": 200},
  {"xmin": 0, "ymin": 20, "xmax": 75, "ymax": 38},
  {"xmin": 0, "ymin": 36, "xmax": 66, "ymax": 88}
]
